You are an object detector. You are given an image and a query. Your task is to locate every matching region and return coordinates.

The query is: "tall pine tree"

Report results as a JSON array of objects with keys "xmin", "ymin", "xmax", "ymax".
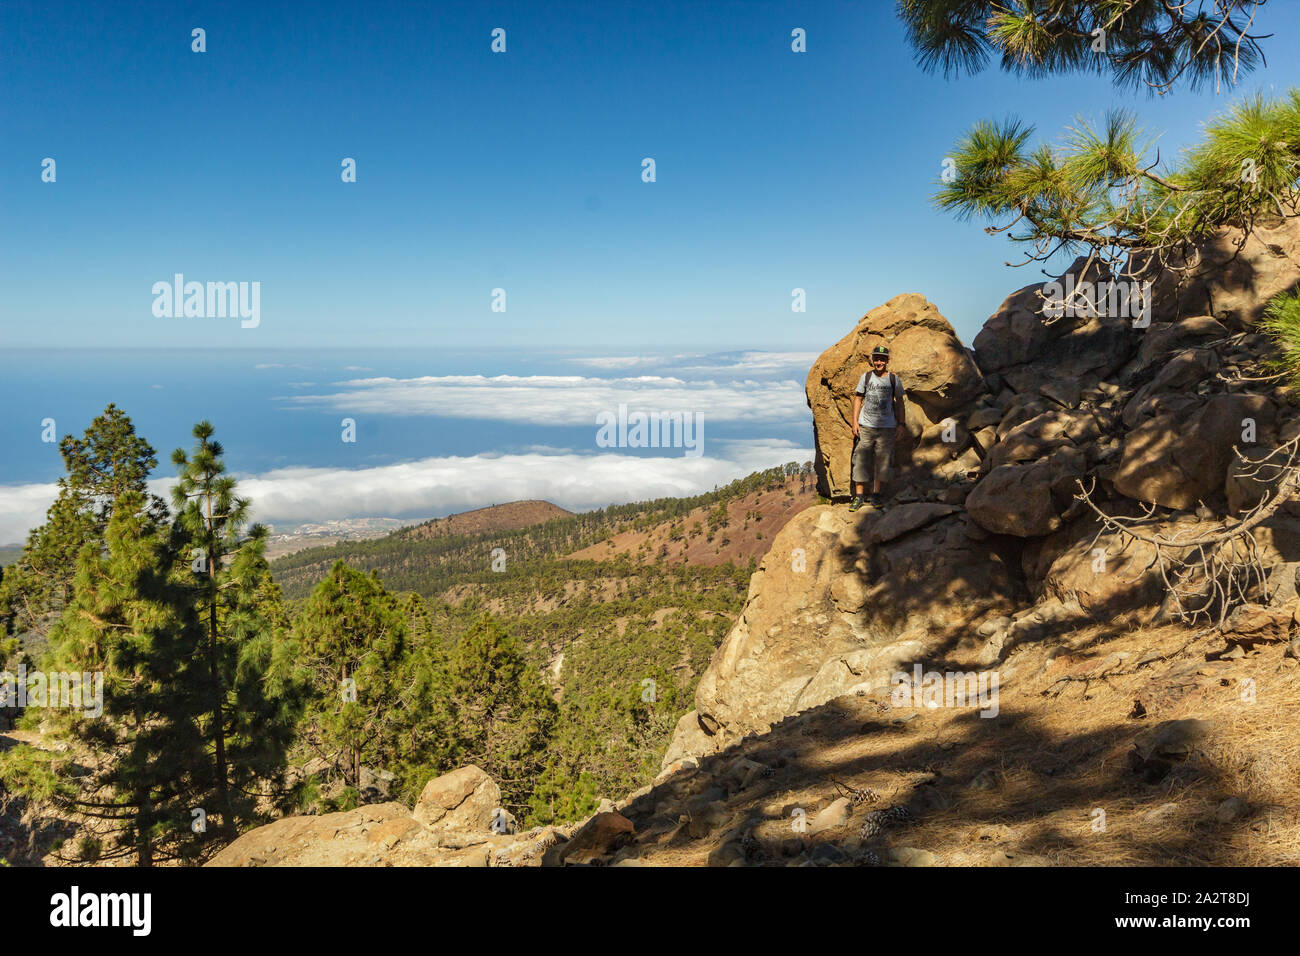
[
  {"xmin": 440, "ymin": 616, "xmax": 557, "ymax": 817},
  {"xmin": 169, "ymin": 421, "xmax": 291, "ymax": 840},
  {"xmin": 276, "ymin": 561, "xmax": 411, "ymax": 795},
  {"xmin": 0, "ymin": 405, "xmax": 167, "ymax": 652},
  {"xmin": 1, "ymin": 490, "xmax": 208, "ymax": 865}
]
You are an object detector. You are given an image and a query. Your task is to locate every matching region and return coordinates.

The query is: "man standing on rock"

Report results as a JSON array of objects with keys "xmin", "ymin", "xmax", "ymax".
[{"xmin": 850, "ymin": 345, "xmax": 907, "ymax": 512}]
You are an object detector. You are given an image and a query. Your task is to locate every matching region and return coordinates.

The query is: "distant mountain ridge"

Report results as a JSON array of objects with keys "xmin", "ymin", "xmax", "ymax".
[
  {"xmin": 401, "ymin": 500, "xmax": 574, "ymax": 541},
  {"xmin": 267, "ymin": 464, "xmax": 809, "ymax": 602},
  {"xmin": 567, "ymin": 476, "xmax": 817, "ymax": 567}
]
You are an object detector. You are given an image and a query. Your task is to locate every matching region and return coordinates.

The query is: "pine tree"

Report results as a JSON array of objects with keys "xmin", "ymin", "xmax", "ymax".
[
  {"xmin": 169, "ymin": 421, "xmax": 290, "ymax": 840},
  {"xmin": 898, "ymin": 0, "xmax": 1269, "ymax": 94},
  {"xmin": 901, "ymin": 3, "xmax": 1296, "ymax": 289},
  {"xmin": 398, "ymin": 591, "xmax": 436, "ymax": 649},
  {"xmin": 933, "ymin": 92, "xmax": 1300, "ymax": 283},
  {"xmin": 1, "ymin": 490, "xmax": 207, "ymax": 866},
  {"xmin": 386, "ymin": 636, "xmax": 457, "ymax": 802},
  {"xmin": 279, "ymin": 561, "xmax": 409, "ymax": 793},
  {"xmin": 1261, "ymin": 290, "xmax": 1300, "ymax": 389},
  {"xmin": 0, "ymin": 566, "xmax": 17, "ymax": 673},
  {"xmin": 440, "ymin": 616, "xmax": 557, "ymax": 816},
  {"xmin": 0, "ymin": 404, "xmax": 166, "ymax": 649}
]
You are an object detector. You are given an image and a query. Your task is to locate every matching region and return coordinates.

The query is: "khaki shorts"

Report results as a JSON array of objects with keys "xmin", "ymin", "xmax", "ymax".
[{"xmin": 851, "ymin": 427, "xmax": 896, "ymax": 487}]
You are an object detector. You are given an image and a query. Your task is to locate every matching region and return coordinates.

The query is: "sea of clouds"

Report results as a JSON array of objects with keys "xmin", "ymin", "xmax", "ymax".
[{"xmin": 0, "ymin": 351, "xmax": 817, "ymax": 543}]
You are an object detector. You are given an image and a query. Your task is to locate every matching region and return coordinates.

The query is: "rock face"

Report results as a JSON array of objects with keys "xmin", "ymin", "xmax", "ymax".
[
  {"xmin": 805, "ymin": 293, "xmax": 986, "ymax": 499},
  {"xmin": 1034, "ymin": 509, "xmax": 1223, "ymax": 617},
  {"xmin": 1112, "ymin": 395, "xmax": 1277, "ymax": 510},
  {"xmin": 678, "ymin": 502, "xmax": 1017, "ymax": 755},
  {"xmin": 670, "ymin": 238, "xmax": 1300, "ymax": 766},
  {"xmin": 974, "ymin": 257, "xmax": 1136, "ymax": 397},
  {"xmin": 1138, "ymin": 216, "xmax": 1300, "ymax": 329}
]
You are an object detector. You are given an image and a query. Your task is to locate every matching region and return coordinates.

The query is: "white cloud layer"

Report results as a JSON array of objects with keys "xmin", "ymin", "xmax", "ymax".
[
  {"xmin": 0, "ymin": 441, "xmax": 813, "ymax": 544},
  {"xmin": 0, "ymin": 482, "xmax": 70, "ymax": 549},
  {"xmin": 280, "ymin": 374, "xmax": 811, "ymax": 425},
  {"xmin": 568, "ymin": 351, "xmax": 817, "ymax": 375},
  {"xmin": 677, "ymin": 351, "xmax": 819, "ymax": 374}
]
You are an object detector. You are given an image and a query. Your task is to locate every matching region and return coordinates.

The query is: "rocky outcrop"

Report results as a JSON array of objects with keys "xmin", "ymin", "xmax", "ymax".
[
  {"xmin": 1138, "ymin": 216, "xmax": 1300, "ymax": 329},
  {"xmin": 214, "ymin": 219, "xmax": 1300, "ymax": 868},
  {"xmin": 670, "ymin": 232, "xmax": 1300, "ymax": 767},
  {"xmin": 974, "ymin": 257, "xmax": 1136, "ymax": 397},
  {"xmin": 673, "ymin": 501, "xmax": 1017, "ymax": 758},
  {"xmin": 207, "ymin": 765, "xmax": 560, "ymax": 868},
  {"xmin": 805, "ymin": 293, "xmax": 986, "ymax": 498}
]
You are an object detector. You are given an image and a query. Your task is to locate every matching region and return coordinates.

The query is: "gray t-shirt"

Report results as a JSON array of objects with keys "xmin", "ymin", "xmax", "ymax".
[{"xmin": 856, "ymin": 371, "xmax": 901, "ymax": 429}]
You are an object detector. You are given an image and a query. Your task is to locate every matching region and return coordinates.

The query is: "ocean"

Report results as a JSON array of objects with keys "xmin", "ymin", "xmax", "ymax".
[{"xmin": 0, "ymin": 347, "xmax": 816, "ymax": 544}]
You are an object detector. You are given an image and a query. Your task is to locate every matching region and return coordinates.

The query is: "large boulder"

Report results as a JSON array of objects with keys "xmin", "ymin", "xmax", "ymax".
[
  {"xmin": 805, "ymin": 294, "xmax": 986, "ymax": 498},
  {"xmin": 1112, "ymin": 395, "xmax": 1278, "ymax": 510},
  {"xmin": 674, "ymin": 501, "xmax": 1016, "ymax": 759},
  {"xmin": 1135, "ymin": 216, "xmax": 1300, "ymax": 330},
  {"xmin": 207, "ymin": 803, "xmax": 447, "ymax": 867},
  {"xmin": 974, "ymin": 257, "xmax": 1138, "ymax": 397},
  {"xmin": 412, "ymin": 765, "xmax": 501, "ymax": 831},
  {"xmin": 203, "ymin": 801, "xmax": 528, "ymax": 867},
  {"xmin": 1117, "ymin": 316, "xmax": 1229, "ymax": 383},
  {"xmin": 205, "ymin": 765, "xmax": 572, "ymax": 867},
  {"xmin": 966, "ymin": 446, "xmax": 1088, "ymax": 537}
]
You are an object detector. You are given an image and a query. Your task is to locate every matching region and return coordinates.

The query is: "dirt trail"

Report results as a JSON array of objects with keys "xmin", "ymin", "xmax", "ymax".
[{"xmin": 615, "ymin": 618, "xmax": 1299, "ymax": 866}]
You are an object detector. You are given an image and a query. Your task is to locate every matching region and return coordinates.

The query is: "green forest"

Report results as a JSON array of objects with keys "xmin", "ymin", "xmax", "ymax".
[{"xmin": 0, "ymin": 404, "xmax": 803, "ymax": 864}]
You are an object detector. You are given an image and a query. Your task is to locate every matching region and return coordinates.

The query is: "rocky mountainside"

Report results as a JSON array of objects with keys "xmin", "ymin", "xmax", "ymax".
[
  {"xmin": 209, "ymin": 220, "xmax": 1300, "ymax": 866},
  {"xmin": 668, "ymin": 221, "xmax": 1300, "ymax": 768}
]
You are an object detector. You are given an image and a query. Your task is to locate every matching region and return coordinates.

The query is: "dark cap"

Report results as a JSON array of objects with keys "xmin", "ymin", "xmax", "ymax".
[{"xmin": 871, "ymin": 345, "xmax": 890, "ymax": 359}]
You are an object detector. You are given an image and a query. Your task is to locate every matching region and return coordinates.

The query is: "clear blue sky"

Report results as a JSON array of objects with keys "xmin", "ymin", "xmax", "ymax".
[{"xmin": 4, "ymin": 0, "xmax": 1300, "ymax": 351}]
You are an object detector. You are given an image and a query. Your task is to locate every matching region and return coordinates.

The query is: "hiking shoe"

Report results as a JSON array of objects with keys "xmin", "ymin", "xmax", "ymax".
[
  {"xmin": 868, "ymin": 493, "xmax": 885, "ymax": 509},
  {"xmin": 848, "ymin": 496, "xmax": 864, "ymax": 512}
]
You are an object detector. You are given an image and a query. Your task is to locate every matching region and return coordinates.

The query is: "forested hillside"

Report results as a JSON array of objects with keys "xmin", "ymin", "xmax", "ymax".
[
  {"xmin": 0, "ymin": 406, "xmax": 812, "ymax": 864},
  {"xmin": 261, "ymin": 462, "xmax": 815, "ymax": 824},
  {"xmin": 269, "ymin": 463, "xmax": 814, "ymax": 602}
]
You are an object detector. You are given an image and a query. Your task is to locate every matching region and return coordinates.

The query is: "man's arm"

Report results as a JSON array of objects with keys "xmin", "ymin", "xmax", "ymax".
[
  {"xmin": 893, "ymin": 381, "xmax": 907, "ymax": 433},
  {"xmin": 852, "ymin": 394, "xmax": 862, "ymax": 436}
]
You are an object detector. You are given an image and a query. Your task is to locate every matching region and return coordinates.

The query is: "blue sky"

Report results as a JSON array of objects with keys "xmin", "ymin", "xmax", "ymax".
[
  {"xmin": 6, "ymin": 0, "xmax": 1300, "ymax": 352},
  {"xmin": 4, "ymin": 1, "xmax": 1300, "ymax": 546}
]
